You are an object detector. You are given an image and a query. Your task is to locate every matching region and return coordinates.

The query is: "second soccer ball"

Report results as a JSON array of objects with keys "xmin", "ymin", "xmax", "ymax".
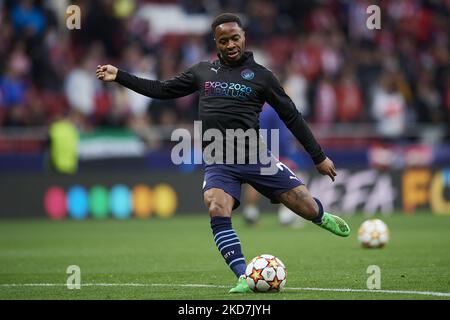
[{"xmin": 358, "ymin": 219, "xmax": 389, "ymax": 248}]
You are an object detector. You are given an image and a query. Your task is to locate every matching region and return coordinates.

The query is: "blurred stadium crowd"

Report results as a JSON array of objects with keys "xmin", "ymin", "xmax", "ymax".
[{"xmin": 0, "ymin": 0, "xmax": 449, "ymax": 144}]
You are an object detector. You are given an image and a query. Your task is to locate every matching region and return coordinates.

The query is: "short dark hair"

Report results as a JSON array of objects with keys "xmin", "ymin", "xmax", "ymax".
[{"xmin": 211, "ymin": 13, "xmax": 243, "ymax": 33}]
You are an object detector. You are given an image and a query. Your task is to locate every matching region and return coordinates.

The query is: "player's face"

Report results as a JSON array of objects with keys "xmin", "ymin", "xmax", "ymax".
[{"xmin": 214, "ymin": 22, "xmax": 245, "ymax": 64}]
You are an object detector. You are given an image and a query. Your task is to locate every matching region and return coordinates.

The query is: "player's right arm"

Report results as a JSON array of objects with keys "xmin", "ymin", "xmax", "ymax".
[{"xmin": 96, "ymin": 64, "xmax": 198, "ymax": 99}]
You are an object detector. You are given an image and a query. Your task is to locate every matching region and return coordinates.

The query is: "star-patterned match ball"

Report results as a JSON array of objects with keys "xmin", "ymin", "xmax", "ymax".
[{"xmin": 245, "ymin": 254, "xmax": 287, "ymax": 292}]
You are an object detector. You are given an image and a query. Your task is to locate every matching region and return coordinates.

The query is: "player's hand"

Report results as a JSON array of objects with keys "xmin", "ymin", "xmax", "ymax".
[
  {"xmin": 96, "ymin": 64, "xmax": 118, "ymax": 82},
  {"xmin": 315, "ymin": 157, "xmax": 337, "ymax": 182}
]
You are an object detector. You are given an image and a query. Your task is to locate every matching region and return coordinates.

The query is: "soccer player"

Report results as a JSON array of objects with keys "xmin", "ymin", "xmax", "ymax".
[{"xmin": 96, "ymin": 13, "xmax": 350, "ymax": 293}]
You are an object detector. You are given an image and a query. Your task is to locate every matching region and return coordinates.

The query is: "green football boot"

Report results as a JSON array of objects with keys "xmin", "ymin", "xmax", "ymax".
[
  {"xmin": 229, "ymin": 275, "xmax": 252, "ymax": 294},
  {"xmin": 318, "ymin": 212, "xmax": 351, "ymax": 237}
]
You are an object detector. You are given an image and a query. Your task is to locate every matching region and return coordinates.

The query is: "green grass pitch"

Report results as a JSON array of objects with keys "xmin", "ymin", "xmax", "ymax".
[{"xmin": 0, "ymin": 212, "xmax": 449, "ymax": 300}]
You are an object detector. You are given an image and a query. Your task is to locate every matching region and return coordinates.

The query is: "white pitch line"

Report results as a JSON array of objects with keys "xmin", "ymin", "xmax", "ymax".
[
  {"xmin": 0, "ymin": 283, "xmax": 449, "ymax": 297},
  {"xmin": 283, "ymin": 287, "xmax": 450, "ymax": 297}
]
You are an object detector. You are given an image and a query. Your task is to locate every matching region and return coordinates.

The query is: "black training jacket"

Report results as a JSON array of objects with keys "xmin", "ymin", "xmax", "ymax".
[{"xmin": 115, "ymin": 51, "xmax": 326, "ymax": 165}]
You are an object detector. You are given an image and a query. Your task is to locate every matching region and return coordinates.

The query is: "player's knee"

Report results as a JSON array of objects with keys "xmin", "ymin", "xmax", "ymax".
[
  {"xmin": 300, "ymin": 200, "xmax": 319, "ymax": 220},
  {"xmin": 208, "ymin": 200, "xmax": 230, "ymax": 217}
]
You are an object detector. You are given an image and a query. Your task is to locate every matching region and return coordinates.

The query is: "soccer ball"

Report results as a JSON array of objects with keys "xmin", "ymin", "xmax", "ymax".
[
  {"xmin": 245, "ymin": 254, "xmax": 287, "ymax": 292},
  {"xmin": 358, "ymin": 219, "xmax": 389, "ymax": 248}
]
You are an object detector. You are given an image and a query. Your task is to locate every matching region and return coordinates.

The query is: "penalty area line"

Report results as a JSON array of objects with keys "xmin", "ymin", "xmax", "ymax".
[{"xmin": 0, "ymin": 283, "xmax": 449, "ymax": 297}]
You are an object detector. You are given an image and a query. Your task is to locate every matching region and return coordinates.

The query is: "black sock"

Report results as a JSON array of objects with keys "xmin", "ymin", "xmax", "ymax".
[{"xmin": 311, "ymin": 198, "xmax": 324, "ymax": 224}]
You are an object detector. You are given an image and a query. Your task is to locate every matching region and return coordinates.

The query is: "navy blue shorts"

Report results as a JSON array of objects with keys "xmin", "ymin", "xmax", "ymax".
[{"xmin": 203, "ymin": 160, "xmax": 304, "ymax": 210}]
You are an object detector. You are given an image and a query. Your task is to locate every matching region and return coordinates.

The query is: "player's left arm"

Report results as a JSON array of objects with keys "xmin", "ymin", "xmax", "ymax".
[{"xmin": 264, "ymin": 72, "xmax": 337, "ymax": 181}]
